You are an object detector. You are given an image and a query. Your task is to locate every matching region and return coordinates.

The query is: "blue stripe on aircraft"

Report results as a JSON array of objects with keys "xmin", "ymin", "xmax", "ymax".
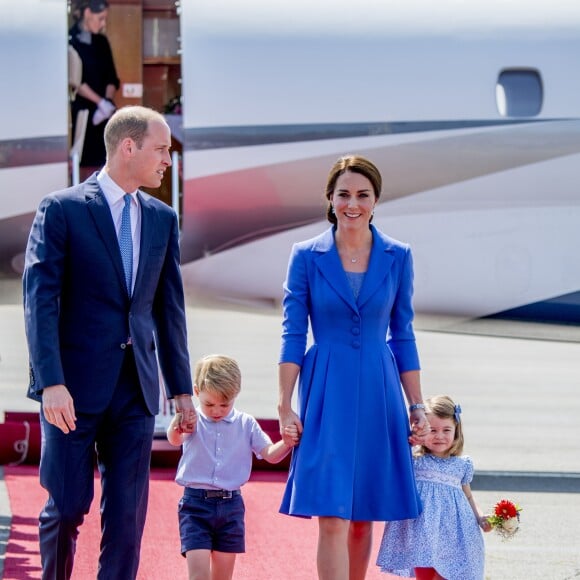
[
  {"xmin": 486, "ymin": 291, "xmax": 580, "ymax": 325},
  {"xmin": 182, "ymin": 119, "xmax": 542, "ymax": 150}
]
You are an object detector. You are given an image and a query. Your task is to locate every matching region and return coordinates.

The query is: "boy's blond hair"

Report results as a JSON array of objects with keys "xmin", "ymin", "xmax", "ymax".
[{"xmin": 194, "ymin": 354, "xmax": 241, "ymax": 401}]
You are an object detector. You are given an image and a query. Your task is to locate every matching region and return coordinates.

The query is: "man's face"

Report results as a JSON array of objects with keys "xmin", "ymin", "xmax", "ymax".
[{"xmin": 131, "ymin": 120, "xmax": 172, "ymax": 189}]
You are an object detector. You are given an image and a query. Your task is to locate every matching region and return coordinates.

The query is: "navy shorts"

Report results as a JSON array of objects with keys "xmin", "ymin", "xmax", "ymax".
[{"xmin": 178, "ymin": 488, "xmax": 245, "ymax": 555}]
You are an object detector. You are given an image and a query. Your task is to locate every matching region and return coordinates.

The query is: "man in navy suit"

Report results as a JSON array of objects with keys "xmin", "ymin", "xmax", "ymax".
[{"xmin": 23, "ymin": 106, "xmax": 196, "ymax": 579}]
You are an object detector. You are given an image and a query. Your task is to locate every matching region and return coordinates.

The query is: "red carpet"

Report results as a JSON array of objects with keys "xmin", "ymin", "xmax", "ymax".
[{"xmin": 3, "ymin": 466, "xmax": 402, "ymax": 579}]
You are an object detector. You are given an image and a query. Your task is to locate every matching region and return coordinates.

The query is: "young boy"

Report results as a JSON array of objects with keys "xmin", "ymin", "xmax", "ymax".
[{"xmin": 167, "ymin": 354, "xmax": 299, "ymax": 580}]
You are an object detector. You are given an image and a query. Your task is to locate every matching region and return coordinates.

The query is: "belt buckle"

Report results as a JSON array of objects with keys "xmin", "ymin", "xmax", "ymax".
[{"xmin": 206, "ymin": 490, "xmax": 232, "ymax": 499}]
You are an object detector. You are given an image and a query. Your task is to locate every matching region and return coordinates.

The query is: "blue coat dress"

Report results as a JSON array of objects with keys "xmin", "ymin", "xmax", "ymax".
[{"xmin": 279, "ymin": 225, "xmax": 422, "ymax": 521}]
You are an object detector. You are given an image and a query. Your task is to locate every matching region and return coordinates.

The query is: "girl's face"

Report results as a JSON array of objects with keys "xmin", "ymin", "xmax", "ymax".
[
  {"xmin": 424, "ymin": 414, "xmax": 456, "ymax": 457},
  {"xmin": 194, "ymin": 387, "xmax": 234, "ymax": 422},
  {"xmin": 330, "ymin": 171, "xmax": 376, "ymax": 231}
]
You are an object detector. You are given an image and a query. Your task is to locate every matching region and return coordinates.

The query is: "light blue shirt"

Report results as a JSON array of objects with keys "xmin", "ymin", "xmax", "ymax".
[{"xmin": 175, "ymin": 407, "xmax": 273, "ymax": 491}]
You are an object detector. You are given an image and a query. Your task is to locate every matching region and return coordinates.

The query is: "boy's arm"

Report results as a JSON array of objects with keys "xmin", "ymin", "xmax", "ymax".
[
  {"xmin": 462, "ymin": 483, "xmax": 492, "ymax": 532},
  {"xmin": 166, "ymin": 412, "xmax": 197, "ymax": 447},
  {"xmin": 259, "ymin": 439, "xmax": 293, "ymax": 464},
  {"xmin": 259, "ymin": 425, "xmax": 300, "ymax": 464}
]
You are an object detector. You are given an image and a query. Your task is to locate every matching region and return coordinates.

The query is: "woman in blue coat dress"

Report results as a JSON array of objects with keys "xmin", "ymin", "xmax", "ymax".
[{"xmin": 278, "ymin": 155, "xmax": 430, "ymax": 579}]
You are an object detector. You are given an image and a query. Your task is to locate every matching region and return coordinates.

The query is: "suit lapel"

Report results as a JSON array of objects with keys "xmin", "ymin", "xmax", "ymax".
[
  {"xmin": 85, "ymin": 179, "xmax": 128, "ymax": 296},
  {"xmin": 358, "ymin": 225, "xmax": 395, "ymax": 309},
  {"xmin": 133, "ymin": 191, "xmax": 156, "ymax": 296},
  {"xmin": 313, "ymin": 228, "xmax": 359, "ymax": 312}
]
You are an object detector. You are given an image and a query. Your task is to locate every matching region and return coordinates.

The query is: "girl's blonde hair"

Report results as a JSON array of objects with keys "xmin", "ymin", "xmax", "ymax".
[
  {"xmin": 194, "ymin": 354, "xmax": 241, "ymax": 401},
  {"xmin": 416, "ymin": 394, "xmax": 464, "ymax": 457}
]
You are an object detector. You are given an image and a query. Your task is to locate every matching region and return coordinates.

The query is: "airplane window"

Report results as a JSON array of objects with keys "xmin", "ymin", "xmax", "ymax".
[{"xmin": 496, "ymin": 69, "xmax": 543, "ymax": 117}]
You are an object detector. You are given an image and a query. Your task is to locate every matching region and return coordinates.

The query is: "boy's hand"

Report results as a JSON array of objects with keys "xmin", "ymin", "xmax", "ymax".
[
  {"xmin": 174, "ymin": 395, "xmax": 197, "ymax": 433},
  {"xmin": 283, "ymin": 424, "xmax": 301, "ymax": 446},
  {"xmin": 170, "ymin": 412, "xmax": 184, "ymax": 433},
  {"xmin": 170, "ymin": 411, "xmax": 197, "ymax": 434}
]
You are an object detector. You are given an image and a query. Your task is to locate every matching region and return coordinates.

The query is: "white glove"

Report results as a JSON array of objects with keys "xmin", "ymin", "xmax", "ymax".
[{"xmin": 92, "ymin": 98, "xmax": 116, "ymax": 126}]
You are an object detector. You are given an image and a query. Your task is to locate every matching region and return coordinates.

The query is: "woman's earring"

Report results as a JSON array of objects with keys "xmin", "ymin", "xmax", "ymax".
[{"xmin": 331, "ymin": 205, "xmax": 335, "ymax": 214}]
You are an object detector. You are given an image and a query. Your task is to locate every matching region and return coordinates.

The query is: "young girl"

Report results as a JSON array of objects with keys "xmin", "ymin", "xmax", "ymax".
[{"xmin": 376, "ymin": 395, "xmax": 491, "ymax": 580}]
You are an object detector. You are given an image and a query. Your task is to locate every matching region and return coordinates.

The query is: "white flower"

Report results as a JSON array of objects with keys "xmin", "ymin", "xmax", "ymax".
[{"xmin": 501, "ymin": 517, "xmax": 519, "ymax": 533}]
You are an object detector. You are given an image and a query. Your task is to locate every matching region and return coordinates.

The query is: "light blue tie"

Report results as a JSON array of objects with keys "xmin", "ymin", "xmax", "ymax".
[{"xmin": 119, "ymin": 194, "xmax": 133, "ymax": 295}]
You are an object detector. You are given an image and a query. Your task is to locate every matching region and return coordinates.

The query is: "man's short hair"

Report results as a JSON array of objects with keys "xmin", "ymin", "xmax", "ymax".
[{"xmin": 104, "ymin": 106, "xmax": 166, "ymax": 158}]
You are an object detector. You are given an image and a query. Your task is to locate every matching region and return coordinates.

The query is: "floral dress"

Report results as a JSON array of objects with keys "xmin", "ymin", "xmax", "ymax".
[{"xmin": 376, "ymin": 454, "xmax": 485, "ymax": 579}]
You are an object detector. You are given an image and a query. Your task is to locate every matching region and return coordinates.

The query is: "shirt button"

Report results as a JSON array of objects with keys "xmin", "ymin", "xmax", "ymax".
[
  {"xmin": 352, "ymin": 340, "xmax": 360, "ymax": 349},
  {"xmin": 120, "ymin": 343, "xmax": 127, "ymax": 350},
  {"xmin": 351, "ymin": 327, "xmax": 360, "ymax": 335}
]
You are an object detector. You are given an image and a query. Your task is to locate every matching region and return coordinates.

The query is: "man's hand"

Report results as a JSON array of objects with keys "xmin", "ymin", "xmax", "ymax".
[
  {"xmin": 42, "ymin": 385, "xmax": 76, "ymax": 434},
  {"xmin": 173, "ymin": 394, "xmax": 196, "ymax": 433}
]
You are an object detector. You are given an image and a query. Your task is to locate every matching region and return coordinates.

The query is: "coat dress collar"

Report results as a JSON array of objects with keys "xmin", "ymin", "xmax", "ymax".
[{"xmin": 311, "ymin": 224, "xmax": 397, "ymax": 312}]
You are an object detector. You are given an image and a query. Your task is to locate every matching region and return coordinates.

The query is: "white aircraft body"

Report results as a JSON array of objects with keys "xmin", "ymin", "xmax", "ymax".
[{"xmin": 2, "ymin": 0, "xmax": 580, "ymax": 324}]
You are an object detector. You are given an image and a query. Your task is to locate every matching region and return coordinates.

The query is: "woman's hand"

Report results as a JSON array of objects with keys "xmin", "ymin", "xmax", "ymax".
[
  {"xmin": 283, "ymin": 424, "xmax": 301, "ymax": 446},
  {"xmin": 408, "ymin": 409, "xmax": 429, "ymax": 445},
  {"xmin": 279, "ymin": 408, "xmax": 303, "ymax": 446}
]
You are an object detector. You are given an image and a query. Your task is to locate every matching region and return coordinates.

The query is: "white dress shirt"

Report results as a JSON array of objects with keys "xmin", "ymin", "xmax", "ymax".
[{"xmin": 97, "ymin": 170, "xmax": 141, "ymax": 294}]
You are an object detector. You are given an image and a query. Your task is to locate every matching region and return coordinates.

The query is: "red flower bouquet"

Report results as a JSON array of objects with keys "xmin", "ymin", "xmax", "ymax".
[{"xmin": 487, "ymin": 499, "xmax": 522, "ymax": 539}]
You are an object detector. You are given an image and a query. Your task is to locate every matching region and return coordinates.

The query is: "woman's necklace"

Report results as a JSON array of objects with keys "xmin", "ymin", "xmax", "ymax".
[
  {"xmin": 342, "ymin": 244, "xmax": 371, "ymax": 264},
  {"xmin": 337, "ymin": 232, "xmax": 372, "ymax": 265}
]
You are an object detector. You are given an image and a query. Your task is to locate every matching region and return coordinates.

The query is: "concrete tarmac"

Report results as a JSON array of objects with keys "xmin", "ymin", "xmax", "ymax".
[{"xmin": 1, "ymin": 294, "xmax": 579, "ymax": 579}]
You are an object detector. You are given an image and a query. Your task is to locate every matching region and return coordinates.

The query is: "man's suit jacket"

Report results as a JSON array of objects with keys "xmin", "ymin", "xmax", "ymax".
[{"xmin": 23, "ymin": 175, "xmax": 192, "ymax": 415}]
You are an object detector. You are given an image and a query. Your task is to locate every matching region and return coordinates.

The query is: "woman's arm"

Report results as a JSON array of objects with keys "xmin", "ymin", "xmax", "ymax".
[
  {"xmin": 76, "ymin": 83, "xmax": 103, "ymax": 105},
  {"xmin": 400, "ymin": 370, "xmax": 429, "ymax": 441},
  {"xmin": 278, "ymin": 362, "xmax": 303, "ymax": 444}
]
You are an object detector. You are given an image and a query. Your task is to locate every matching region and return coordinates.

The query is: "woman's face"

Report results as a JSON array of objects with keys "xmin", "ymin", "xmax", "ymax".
[
  {"xmin": 83, "ymin": 8, "xmax": 108, "ymax": 34},
  {"xmin": 330, "ymin": 171, "xmax": 377, "ymax": 231}
]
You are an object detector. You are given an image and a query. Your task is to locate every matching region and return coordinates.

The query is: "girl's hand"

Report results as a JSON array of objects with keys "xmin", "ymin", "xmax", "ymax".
[
  {"xmin": 408, "ymin": 409, "xmax": 429, "ymax": 445},
  {"xmin": 479, "ymin": 515, "xmax": 493, "ymax": 533}
]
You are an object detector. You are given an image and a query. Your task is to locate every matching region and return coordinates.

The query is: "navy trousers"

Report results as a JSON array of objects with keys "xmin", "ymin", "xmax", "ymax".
[{"xmin": 38, "ymin": 349, "xmax": 155, "ymax": 580}]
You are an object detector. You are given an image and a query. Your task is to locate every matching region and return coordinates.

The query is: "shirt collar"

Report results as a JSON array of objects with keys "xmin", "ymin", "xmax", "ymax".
[
  {"xmin": 198, "ymin": 407, "xmax": 237, "ymax": 424},
  {"xmin": 97, "ymin": 169, "xmax": 138, "ymax": 205}
]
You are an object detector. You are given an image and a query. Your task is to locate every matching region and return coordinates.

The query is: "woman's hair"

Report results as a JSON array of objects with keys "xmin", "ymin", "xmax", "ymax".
[
  {"xmin": 194, "ymin": 354, "xmax": 242, "ymax": 401},
  {"xmin": 324, "ymin": 155, "xmax": 382, "ymax": 225},
  {"xmin": 104, "ymin": 106, "xmax": 166, "ymax": 157},
  {"xmin": 416, "ymin": 394, "xmax": 464, "ymax": 457},
  {"xmin": 72, "ymin": 0, "xmax": 109, "ymax": 17},
  {"xmin": 71, "ymin": 0, "xmax": 109, "ymax": 23}
]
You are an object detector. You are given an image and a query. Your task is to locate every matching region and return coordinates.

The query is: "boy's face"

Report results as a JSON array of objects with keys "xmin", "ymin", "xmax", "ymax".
[{"xmin": 194, "ymin": 387, "xmax": 235, "ymax": 422}]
